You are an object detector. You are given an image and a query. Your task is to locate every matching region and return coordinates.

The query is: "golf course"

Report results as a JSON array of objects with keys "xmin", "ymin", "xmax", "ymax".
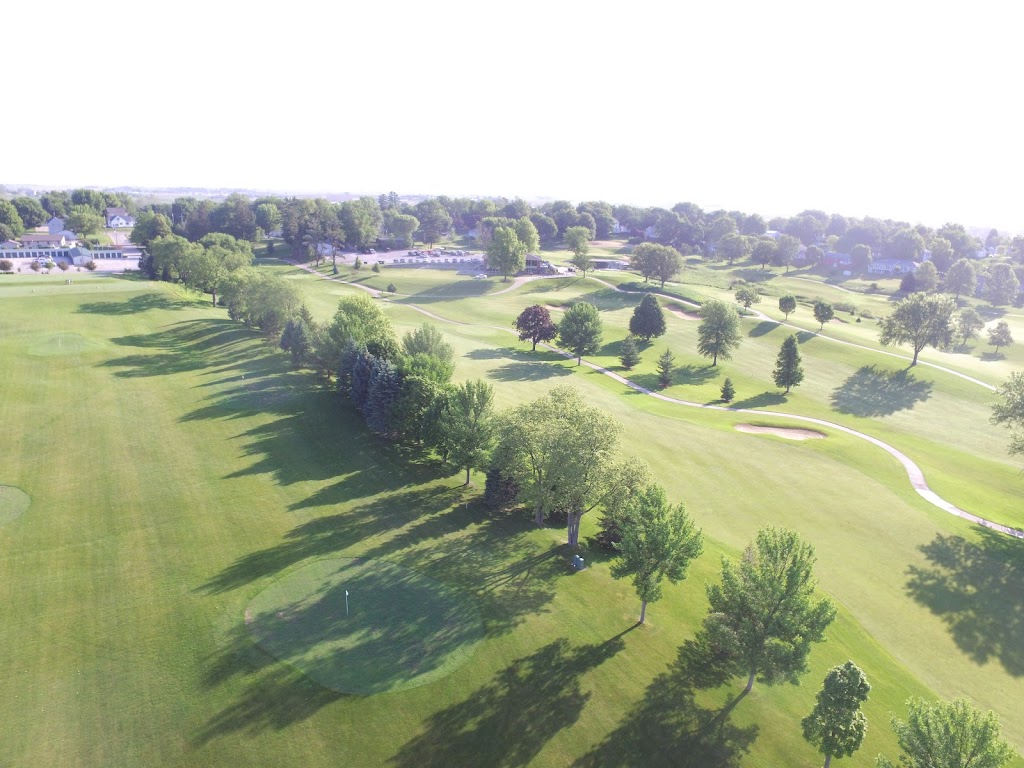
[{"xmin": 1, "ymin": 255, "xmax": 1022, "ymax": 767}]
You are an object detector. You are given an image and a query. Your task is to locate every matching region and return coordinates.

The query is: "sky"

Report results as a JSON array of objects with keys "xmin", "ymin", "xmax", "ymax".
[{"xmin": 6, "ymin": 1, "xmax": 1024, "ymax": 231}]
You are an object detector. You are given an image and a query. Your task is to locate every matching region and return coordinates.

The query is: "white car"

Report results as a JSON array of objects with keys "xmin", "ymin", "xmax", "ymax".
[{"xmin": 473, "ymin": 273, "xmax": 488, "ymax": 279}]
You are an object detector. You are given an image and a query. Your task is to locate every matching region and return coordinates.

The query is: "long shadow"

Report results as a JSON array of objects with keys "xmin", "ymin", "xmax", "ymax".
[
  {"xmin": 729, "ymin": 391, "xmax": 787, "ymax": 409},
  {"xmin": 100, "ymin": 320, "xmax": 259, "ymax": 378},
  {"xmin": 732, "ymin": 268, "xmax": 777, "ymax": 284},
  {"xmin": 573, "ymin": 639, "xmax": 759, "ymax": 767},
  {"xmin": 491, "ymin": 361, "xmax": 573, "ymax": 381},
  {"xmin": 747, "ymin": 320, "xmax": 777, "ymax": 338},
  {"xmin": 906, "ymin": 529, "xmax": 1024, "ymax": 676},
  {"xmin": 388, "ymin": 635, "xmax": 627, "ymax": 768},
  {"xmin": 830, "ymin": 365, "xmax": 933, "ymax": 416},
  {"xmin": 76, "ymin": 292, "xmax": 198, "ymax": 315}
]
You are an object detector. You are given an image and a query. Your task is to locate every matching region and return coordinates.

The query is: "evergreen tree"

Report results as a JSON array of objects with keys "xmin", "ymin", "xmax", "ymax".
[
  {"xmin": 772, "ymin": 334, "xmax": 804, "ymax": 393},
  {"xmin": 364, "ymin": 357, "xmax": 401, "ymax": 435},
  {"xmin": 720, "ymin": 377, "xmax": 735, "ymax": 402},
  {"xmin": 656, "ymin": 349, "xmax": 675, "ymax": 388},
  {"xmin": 484, "ymin": 468, "xmax": 520, "ymax": 511},
  {"xmin": 618, "ymin": 335, "xmax": 642, "ymax": 370},
  {"xmin": 628, "ymin": 294, "xmax": 667, "ymax": 341}
]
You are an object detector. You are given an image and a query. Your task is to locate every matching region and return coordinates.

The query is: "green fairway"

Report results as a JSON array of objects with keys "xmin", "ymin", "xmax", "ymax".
[
  {"xmin": 246, "ymin": 558, "xmax": 484, "ymax": 694},
  {"xmin": 1, "ymin": 267, "xmax": 1022, "ymax": 767}
]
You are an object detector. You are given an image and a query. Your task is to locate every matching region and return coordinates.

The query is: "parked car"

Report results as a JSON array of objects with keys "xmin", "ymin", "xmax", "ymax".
[{"xmin": 474, "ymin": 273, "xmax": 488, "ymax": 279}]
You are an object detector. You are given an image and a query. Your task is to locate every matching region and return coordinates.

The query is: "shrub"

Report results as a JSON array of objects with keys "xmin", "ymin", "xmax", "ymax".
[
  {"xmin": 372, "ymin": 263, "xmax": 381, "ymax": 273},
  {"xmin": 57, "ymin": 261, "xmax": 70, "ymax": 271},
  {"xmin": 386, "ymin": 282, "xmax": 397, "ymax": 293},
  {"xmin": 30, "ymin": 261, "xmax": 40, "ymax": 272},
  {"xmin": 85, "ymin": 260, "xmax": 97, "ymax": 271},
  {"xmin": 0, "ymin": 259, "xmax": 13, "ymax": 273},
  {"xmin": 834, "ymin": 301, "xmax": 857, "ymax": 313}
]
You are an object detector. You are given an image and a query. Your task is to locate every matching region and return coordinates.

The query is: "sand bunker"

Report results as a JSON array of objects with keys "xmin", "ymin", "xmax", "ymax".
[
  {"xmin": 735, "ymin": 424, "xmax": 825, "ymax": 440},
  {"xmin": 667, "ymin": 307, "xmax": 700, "ymax": 321}
]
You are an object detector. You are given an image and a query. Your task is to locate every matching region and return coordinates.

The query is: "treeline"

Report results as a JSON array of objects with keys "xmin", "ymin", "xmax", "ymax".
[{"xmin": 0, "ymin": 188, "xmax": 137, "ymax": 241}]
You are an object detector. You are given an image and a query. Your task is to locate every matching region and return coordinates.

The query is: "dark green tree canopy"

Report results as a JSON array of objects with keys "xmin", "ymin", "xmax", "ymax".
[
  {"xmin": 772, "ymin": 334, "xmax": 804, "ymax": 393},
  {"xmin": 697, "ymin": 300, "xmax": 742, "ymax": 365},
  {"xmin": 801, "ymin": 661, "xmax": 870, "ymax": 768},
  {"xmin": 813, "ymin": 300, "xmax": 834, "ymax": 330},
  {"xmin": 879, "ymin": 293, "xmax": 956, "ymax": 365},
  {"xmin": 877, "ymin": 698, "xmax": 1014, "ymax": 768},
  {"xmin": 558, "ymin": 302, "xmax": 603, "ymax": 365},
  {"xmin": 629, "ymin": 294, "xmax": 667, "ymax": 341}
]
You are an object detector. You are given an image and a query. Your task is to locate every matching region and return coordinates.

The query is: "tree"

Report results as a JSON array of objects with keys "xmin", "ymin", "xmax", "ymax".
[
  {"xmin": 514, "ymin": 304, "xmax": 558, "ymax": 351},
  {"xmin": 387, "ymin": 282, "xmax": 397, "ymax": 294},
  {"xmin": 773, "ymin": 335, "xmax": 804, "ymax": 393},
  {"xmin": 66, "ymin": 205, "xmax": 104, "ymax": 236},
  {"xmin": 0, "ymin": 200, "xmax": 25, "ymax": 237},
  {"xmin": 0, "ymin": 259, "xmax": 13, "ymax": 273},
  {"xmin": 702, "ymin": 527, "xmax": 837, "ymax": 695},
  {"xmin": 618, "ymin": 336, "xmax": 641, "ymax": 369},
  {"xmin": 629, "ymin": 294, "xmax": 666, "ymax": 341},
  {"xmin": 388, "ymin": 213, "xmax": 419, "ymax": 248},
  {"xmin": 801, "ymin": 661, "xmax": 870, "ymax": 768},
  {"xmin": 991, "ymin": 371, "xmax": 1024, "ymax": 457},
  {"xmin": 487, "ymin": 226, "xmax": 527, "ymax": 281},
  {"xmin": 402, "ymin": 323, "xmax": 456, "ymax": 381},
  {"xmin": 717, "ymin": 233, "xmax": 752, "ymax": 265},
  {"xmin": 558, "ymin": 302, "xmax": 603, "ymax": 365},
  {"xmin": 988, "ymin": 320, "xmax": 1014, "ymax": 352},
  {"xmin": 956, "ymin": 308, "xmax": 985, "ymax": 347},
  {"xmin": 491, "ymin": 386, "xmax": 626, "ymax": 545},
  {"xmin": 720, "ymin": 377, "xmax": 735, "ymax": 402},
  {"xmin": 414, "ymin": 198, "xmax": 452, "ymax": 247},
  {"xmin": 734, "ymin": 285, "xmax": 761, "ymax": 309},
  {"xmin": 946, "ymin": 259, "xmax": 977, "ymax": 300},
  {"xmin": 254, "ymin": 202, "xmax": 283, "ymax": 236},
  {"xmin": 877, "ymin": 698, "xmax": 1014, "ymax": 768},
  {"xmin": 328, "ymin": 292, "xmax": 398, "ymax": 365},
  {"xmin": 879, "ymin": 293, "xmax": 956, "ymax": 365},
  {"xmin": 529, "ymin": 213, "xmax": 558, "ymax": 244},
  {"xmin": 565, "ymin": 226, "xmax": 592, "ymax": 276},
  {"xmin": 773, "ymin": 234, "xmax": 801, "ymax": 272},
  {"xmin": 650, "ymin": 244, "xmax": 682, "ymax": 287},
  {"xmin": 513, "ymin": 217, "xmax": 541, "ymax": 255},
  {"xmin": 131, "ymin": 211, "xmax": 173, "ymax": 247},
  {"xmin": 438, "ymin": 380, "xmax": 496, "ymax": 485},
  {"xmin": 813, "ymin": 300, "xmax": 834, "ymax": 330},
  {"xmin": 930, "ymin": 237, "xmax": 954, "ymax": 272},
  {"xmin": 610, "ymin": 485, "xmax": 703, "ymax": 624},
  {"xmin": 779, "ymin": 294, "xmax": 797, "ymax": 320},
  {"xmin": 697, "ymin": 300, "xmax": 742, "ymax": 365},
  {"xmin": 915, "ymin": 261, "xmax": 939, "ymax": 292},
  {"xmin": 752, "ymin": 238, "xmax": 777, "ymax": 270},
  {"xmin": 656, "ymin": 349, "xmax": 674, "ymax": 388},
  {"xmin": 12, "ymin": 197, "xmax": 47, "ymax": 228},
  {"xmin": 985, "ymin": 263, "xmax": 1020, "ymax": 306}
]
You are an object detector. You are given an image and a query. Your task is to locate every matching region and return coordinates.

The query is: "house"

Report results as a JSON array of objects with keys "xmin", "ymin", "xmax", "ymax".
[
  {"xmin": 868, "ymin": 258, "xmax": 918, "ymax": 276},
  {"xmin": 47, "ymin": 216, "xmax": 65, "ymax": 234},
  {"xmin": 524, "ymin": 255, "xmax": 556, "ymax": 274},
  {"xmin": 590, "ymin": 258, "xmax": 630, "ymax": 270},
  {"xmin": 105, "ymin": 207, "xmax": 136, "ymax": 228},
  {"xmin": 822, "ymin": 251, "xmax": 852, "ymax": 268},
  {"xmin": 610, "ymin": 219, "xmax": 630, "ymax": 235},
  {"xmin": 21, "ymin": 233, "xmax": 73, "ymax": 248}
]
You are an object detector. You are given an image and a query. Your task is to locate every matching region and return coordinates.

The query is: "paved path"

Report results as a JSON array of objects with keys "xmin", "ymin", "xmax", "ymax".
[{"xmin": 289, "ymin": 261, "xmax": 1022, "ymax": 539}]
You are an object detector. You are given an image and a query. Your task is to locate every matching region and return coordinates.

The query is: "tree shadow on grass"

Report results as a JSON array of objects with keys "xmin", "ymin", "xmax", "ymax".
[
  {"xmin": 747, "ymin": 320, "xmax": 778, "ymax": 338},
  {"xmin": 490, "ymin": 361, "xmax": 574, "ymax": 381},
  {"xmin": 573, "ymin": 639, "xmax": 758, "ymax": 767},
  {"xmin": 905, "ymin": 529, "xmax": 1024, "ymax": 676},
  {"xmin": 76, "ymin": 291, "xmax": 200, "ymax": 315},
  {"xmin": 729, "ymin": 391, "xmax": 787, "ymax": 409},
  {"xmin": 830, "ymin": 365, "xmax": 933, "ymax": 416},
  {"xmin": 100, "ymin": 320, "xmax": 259, "ymax": 378},
  {"xmin": 981, "ymin": 351, "xmax": 1006, "ymax": 361},
  {"xmin": 795, "ymin": 331, "xmax": 816, "ymax": 344},
  {"xmin": 388, "ymin": 634, "xmax": 628, "ymax": 768},
  {"xmin": 578, "ymin": 288, "xmax": 645, "ymax": 312}
]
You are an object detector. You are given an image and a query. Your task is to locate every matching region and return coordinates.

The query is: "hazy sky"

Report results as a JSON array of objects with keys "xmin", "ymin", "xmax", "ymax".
[{"xmin": 7, "ymin": 1, "xmax": 1022, "ymax": 230}]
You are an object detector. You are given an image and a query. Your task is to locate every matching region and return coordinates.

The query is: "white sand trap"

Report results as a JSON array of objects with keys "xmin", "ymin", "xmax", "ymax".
[
  {"xmin": 735, "ymin": 424, "xmax": 825, "ymax": 440},
  {"xmin": 667, "ymin": 307, "xmax": 700, "ymax": 321}
]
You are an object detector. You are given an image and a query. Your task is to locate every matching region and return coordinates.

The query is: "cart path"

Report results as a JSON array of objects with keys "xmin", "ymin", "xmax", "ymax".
[{"xmin": 290, "ymin": 261, "xmax": 1022, "ymax": 539}]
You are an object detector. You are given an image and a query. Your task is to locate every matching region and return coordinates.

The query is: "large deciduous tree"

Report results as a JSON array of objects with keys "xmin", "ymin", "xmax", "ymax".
[
  {"xmin": 66, "ymin": 205, "xmax": 103, "ymax": 236},
  {"xmin": 813, "ymin": 300, "xmax": 834, "ymax": 330},
  {"xmin": 915, "ymin": 261, "xmax": 939, "ymax": 292},
  {"xmin": 610, "ymin": 484, "xmax": 704, "ymax": 624},
  {"xmin": 628, "ymin": 294, "xmax": 666, "ymax": 341},
  {"xmin": 956, "ymin": 308, "xmax": 984, "ymax": 347},
  {"xmin": 513, "ymin": 217, "xmax": 541, "ymax": 254},
  {"xmin": 513, "ymin": 304, "xmax": 558, "ymax": 351},
  {"xmin": 946, "ymin": 258, "xmax": 977, "ymax": 300},
  {"xmin": 630, "ymin": 242, "xmax": 681, "ymax": 287},
  {"xmin": 877, "ymin": 698, "xmax": 1014, "ymax": 768},
  {"xmin": 773, "ymin": 334, "xmax": 804, "ymax": 393},
  {"xmin": 985, "ymin": 262, "xmax": 1020, "ymax": 306},
  {"xmin": 565, "ymin": 226, "xmax": 592, "ymax": 275},
  {"xmin": 991, "ymin": 371, "xmax": 1024, "ymax": 458},
  {"xmin": 328, "ymin": 292, "xmax": 399, "ymax": 366},
  {"xmin": 717, "ymin": 232, "xmax": 752, "ymax": 265},
  {"xmin": 734, "ymin": 285, "xmax": 761, "ymax": 309},
  {"xmin": 0, "ymin": 200, "xmax": 26, "ymax": 237},
  {"xmin": 696, "ymin": 299, "xmax": 742, "ymax": 365},
  {"xmin": 988, "ymin": 320, "xmax": 1014, "ymax": 353},
  {"xmin": 438, "ymin": 379, "xmax": 496, "ymax": 485},
  {"xmin": 702, "ymin": 526, "xmax": 837, "ymax": 695},
  {"xmin": 779, "ymin": 294, "xmax": 797, "ymax": 319},
  {"xmin": 879, "ymin": 292, "xmax": 956, "ymax": 365},
  {"xmin": 12, "ymin": 197, "xmax": 47, "ymax": 228},
  {"xmin": 487, "ymin": 226, "xmax": 527, "ymax": 281},
  {"xmin": 558, "ymin": 301, "xmax": 603, "ymax": 365},
  {"xmin": 414, "ymin": 198, "xmax": 452, "ymax": 247},
  {"xmin": 801, "ymin": 661, "xmax": 870, "ymax": 768}
]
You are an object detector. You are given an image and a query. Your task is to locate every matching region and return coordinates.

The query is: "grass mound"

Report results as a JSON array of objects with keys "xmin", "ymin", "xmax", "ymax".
[
  {"xmin": 27, "ymin": 332, "xmax": 103, "ymax": 357},
  {"xmin": 0, "ymin": 486, "xmax": 30, "ymax": 524},
  {"xmin": 246, "ymin": 558, "xmax": 484, "ymax": 695}
]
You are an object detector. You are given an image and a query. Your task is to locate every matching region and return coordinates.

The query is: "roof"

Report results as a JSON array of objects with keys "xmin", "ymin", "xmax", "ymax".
[
  {"xmin": 106, "ymin": 207, "xmax": 130, "ymax": 218},
  {"xmin": 21, "ymin": 233, "xmax": 63, "ymax": 243}
]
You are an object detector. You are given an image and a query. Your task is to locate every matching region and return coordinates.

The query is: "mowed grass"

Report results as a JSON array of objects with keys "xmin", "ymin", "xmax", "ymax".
[{"xmin": 0, "ymin": 271, "xmax": 1022, "ymax": 766}]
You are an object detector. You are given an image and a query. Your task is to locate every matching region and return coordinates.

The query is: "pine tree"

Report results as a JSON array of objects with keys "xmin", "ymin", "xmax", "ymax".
[
  {"xmin": 656, "ymin": 348, "xmax": 675, "ymax": 388},
  {"xmin": 628, "ymin": 294, "xmax": 667, "ymax": 340},
  {"xmin": 720, "ymin": 377, "xmax": 735, "ymax": 402},
  {"xmin": 773, "ymin": 334, "xmax": 804, "ymax": 393},
  {"xmin": 619, "ymin": 335, "xmax": 642, "ymax": 369}
]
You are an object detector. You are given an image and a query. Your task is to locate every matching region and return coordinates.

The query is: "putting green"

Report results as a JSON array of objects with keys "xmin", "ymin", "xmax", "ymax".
[
  {"xmin": 26, "ymin": 332, "xmax": 104, "ymax": 357},
  {"xmin": 246, "ymin": 558, "xmax": 484, "ymax": 695},
  {"xmin": 0, "ymin": 486, "xmax": 30, "ymax": 524}
]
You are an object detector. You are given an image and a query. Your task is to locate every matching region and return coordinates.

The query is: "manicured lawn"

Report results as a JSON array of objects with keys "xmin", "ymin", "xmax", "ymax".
[{"xmin": 1, "ymin": 269, "xmax": 1022, "ymax": 767}]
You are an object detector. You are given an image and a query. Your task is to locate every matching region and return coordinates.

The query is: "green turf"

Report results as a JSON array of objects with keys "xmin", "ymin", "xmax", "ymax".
[
  {"xmin": 246, "ymin": 557, "xmax": 484, "ymax": 694},
  {"xmin": 1, "ymin": 268, "xmax": 1022, "ymax": 767}
]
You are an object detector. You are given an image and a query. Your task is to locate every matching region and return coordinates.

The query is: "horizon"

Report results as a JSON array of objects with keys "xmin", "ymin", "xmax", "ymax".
[{"xmin": 5, "ymin": 1, "xmax": 1023, "ymax": 234}]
